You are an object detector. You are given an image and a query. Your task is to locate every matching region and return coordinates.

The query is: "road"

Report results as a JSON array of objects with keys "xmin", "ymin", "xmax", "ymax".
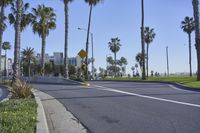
[
  {"xmin": 0, "ymin": 86, "xmax": 9, "ymax": 101},
  {"xmin": 32, "ymin": 78, "xmax": 200, "ymax": 133}
]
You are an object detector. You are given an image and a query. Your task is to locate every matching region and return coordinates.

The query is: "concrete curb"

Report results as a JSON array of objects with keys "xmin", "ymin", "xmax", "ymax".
[
  {"xmin": 0, "ymin": 85, "xmax": 12, "ymax": 103},
  {"xmin": 100, "ymin": 80, "xmax": 200, "ymax": 92},
  {"xmin": 32, "ymin": 89, "xmax": 49, "ymax": 133},
  {"xmin": 36, "ymin": 90, "xmax": 88, "ymax": 133}
]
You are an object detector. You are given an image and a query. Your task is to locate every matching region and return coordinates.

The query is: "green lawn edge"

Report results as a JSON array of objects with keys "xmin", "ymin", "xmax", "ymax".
[{"xmin": 104, "ymin": 76, "xmax": 200, "ymax": 88}]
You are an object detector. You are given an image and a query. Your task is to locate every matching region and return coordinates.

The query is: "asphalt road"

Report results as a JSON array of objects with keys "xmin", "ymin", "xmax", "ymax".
[
  {"xmin": 0, "ymin": 86, "xmax": 9, "ymax": 101},
  {"xmin": 32, "ymin": 78, "xmax": 200, "ymax": 133}
]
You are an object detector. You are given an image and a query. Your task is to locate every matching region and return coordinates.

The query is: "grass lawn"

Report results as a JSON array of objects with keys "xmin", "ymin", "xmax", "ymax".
[
  {"xmin": 0, "ymin": 98, "xmax": 37, "ymax": 133},
  {"xmin": 104, "ymin": 76, "xmax": 200, "ymax": 88}
]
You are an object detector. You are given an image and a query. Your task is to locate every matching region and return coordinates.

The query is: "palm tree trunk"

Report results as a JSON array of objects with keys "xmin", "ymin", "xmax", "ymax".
[
  {"xmin": 192, "ymin": 0, "xmax": 200, "ymax": 81},
  {"xmin": 0, "ymin": 5, "xmax": 4, "ymax": 79},
  {"xmin": 146, "ymin": 43, "xmax": 149, "ymax": 77},
  {"xmin": 28, "ymin": 60, "xmax": 31, "ymax": 81},
  {"xmin": 188, "ymin": 33, "xmax": 192, "ymax": 77},
  {"xmin": 4, "ymin": 50, "xmax": 7, "ymax": 77},
  {"xmin": 41, "ymin": 33, "xmax": 46, "ymax": 76},
  {"xmin": 12, "ymin": 0, "xmax": 21, "ymax": 83},
  {"xmin": 85, "ymin": 5, "xmax": 93, "ymax": 79},
  {"xmin": 64, "ymin": 1, "xmax": 69, "ymax": 79},
  {"xmin": 141, "ymin": 0, "xmax": 146, "ymax": 80},
  {"xmin": 114, "ymin": 52, "xmax": 116, "ymax": 77}
]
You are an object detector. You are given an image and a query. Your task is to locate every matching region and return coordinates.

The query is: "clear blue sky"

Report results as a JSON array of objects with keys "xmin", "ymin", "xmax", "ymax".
[{"xmin": 3, "ymin": 0, "xmax": 195, "ymax": 74}]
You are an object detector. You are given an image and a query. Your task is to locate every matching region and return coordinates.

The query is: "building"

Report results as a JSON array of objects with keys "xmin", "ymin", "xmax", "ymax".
[
  {"xmin": 54, "ymin": 52, "xmax": 63, "ymax": 65},
  {"xmin": 35, "ymin": 52, "xmax": 83, "ymax": 67},
  {"xmin": 0, "ymin": 56, "xmax": 13, "ymax": 76},
  {"xmin": 35, "ymin": 53, "xmax": 50, "ymax": 63}
]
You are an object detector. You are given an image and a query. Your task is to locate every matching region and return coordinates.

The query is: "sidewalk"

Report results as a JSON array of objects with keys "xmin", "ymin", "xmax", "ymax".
[{"xmin": 35, "ymin": 90, "xmax": 87, "ymax": 133}]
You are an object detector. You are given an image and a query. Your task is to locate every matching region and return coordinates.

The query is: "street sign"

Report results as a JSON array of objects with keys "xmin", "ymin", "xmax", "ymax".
[{"xmin": 78, "ymin": 49, "xmax": 86, "ymax": 59}]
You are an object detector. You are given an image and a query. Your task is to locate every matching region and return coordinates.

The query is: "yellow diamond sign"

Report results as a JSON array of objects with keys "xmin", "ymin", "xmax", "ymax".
[{"xmin": 78, "ymin": 49, "xmax": 86, "ymax": 59}]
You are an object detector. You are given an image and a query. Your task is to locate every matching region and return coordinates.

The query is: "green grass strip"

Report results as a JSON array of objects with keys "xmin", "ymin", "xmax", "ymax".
[
  {"xmin": 0, "ymin": 99, "xmax": 37, "ymax": 133},
  {"xmin": 104, "ymin": 76, "xmax": 200, "ymax": 88}
]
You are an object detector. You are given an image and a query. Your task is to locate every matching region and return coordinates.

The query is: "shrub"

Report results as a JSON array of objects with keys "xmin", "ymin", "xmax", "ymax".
[
  {"xmin": 3, "ymin": 80, "xmax": 12, "ymax": 87},
  {"xmin": 11, "ymin": 80, "xmax": 33, "ymax": 98},
  {"xmin": 69, "ymin": 75, "xmax": 77, "ymax": 80}
]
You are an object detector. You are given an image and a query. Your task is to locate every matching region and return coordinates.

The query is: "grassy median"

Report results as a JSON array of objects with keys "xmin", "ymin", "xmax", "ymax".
[
  {"xmin": 0, "ymin": 98, "xmax": 37, "ymax": 133},
  {"xmin": 104, "ymin": 76, "xmax": 200, "ymax": 88}
]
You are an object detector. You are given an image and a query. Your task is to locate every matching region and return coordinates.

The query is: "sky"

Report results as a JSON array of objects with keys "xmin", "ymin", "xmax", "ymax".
[{"xmin": 3, "ymin": 0, "xmax": 196, "ymax": 75}]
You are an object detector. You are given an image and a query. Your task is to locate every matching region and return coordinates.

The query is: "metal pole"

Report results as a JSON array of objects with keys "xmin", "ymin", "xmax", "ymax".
[
  {"xmin": 78, "ymin": 27, "xmax": 95, "ymax": 80},
  {"xmin": 166, "ymin": 46, "xmax": 169, "ymax": 76}
]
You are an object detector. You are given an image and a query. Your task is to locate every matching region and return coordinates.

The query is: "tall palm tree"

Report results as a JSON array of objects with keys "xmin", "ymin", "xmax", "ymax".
[
  {"xmin": 84, "ymin": 0, "xmax": 103, "ymax": 79},
  {"xmin": 141, "ymin": 0, "xmax": 146, "ymax": 80},
  {"xmin": 21, "ymin": 47, "xmax": 35, "ymax": 78},
  {"xmin": 0, "ymin": 0, "xmax": 13, "ymax": 78},
  {"xmin": 192, "ymin": 0, "xmax": 200, "ymax": 81},
  {"xmin": 144, "ymin": 26, "xmax": 156, "ymax": 77},
  {"xmin": 2, "ymin": 41, "xmax": 11, "ymax": 76},
  {"xmin": 31, "ymin": 5, "xmax": 56, "ymax": 76},
  {"xmin": 108, "ymin": 37, "xmax": 121, "ymax": 77},
  {"xmin": 9, "ymin": 0, "xmax": 32, "ymax": 82},
  {"xmin": 62, "ymin": 0, "xmax": 74, "ymax": 79},
  {"xmin": 181, "ymin": 16, "xmax": 195, "ymax": 77}
]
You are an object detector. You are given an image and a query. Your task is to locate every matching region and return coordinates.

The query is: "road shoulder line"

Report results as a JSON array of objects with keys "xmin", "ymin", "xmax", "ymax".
[{"xmin": 94, "ymin": 85, "xmax": 200, "ymax": 108}]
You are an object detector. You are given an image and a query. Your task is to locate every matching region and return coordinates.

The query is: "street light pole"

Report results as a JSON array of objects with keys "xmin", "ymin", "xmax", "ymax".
[
  {"xmin": 166, "ymin": 46, "xmax": 169, "ymax": 76},
  {"xmin": 78, "ymin": 27, "xmax": 95, "ymax": 79}
]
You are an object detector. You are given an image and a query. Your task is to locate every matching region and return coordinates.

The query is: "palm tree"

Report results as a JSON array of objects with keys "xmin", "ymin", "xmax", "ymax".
[
  {"xmin": 135, "ymin": 63, "xmax": 138, "ymax": 72},
  {"xmin": 144, "ymin": 26, "xmax": 156, "ymax": 77},
  {"xmin": 62, "ymin": 0, "xmax": 74, "ymax": 79},
  {"xmin": 192, "ymin": 0, "xmax": 200, "ymax": 81},
  {"xmin": 2, "ymin": 41, "xmax": 11, "ymax": 76},
  {"xmin": 31, "ymin": 5, "xmax": 56, "ymax": 76},
  {"xmin": 21, "ymin": 47, "xmax": 35, "ymax": 78},
  {"xmin": 9, "ymin": 0, "xmax": 32, "ymax": 82},
  {"xmin": 84, "ymin": 0, "xmax": 103, "ymax": 79},
  {"xmin": 119, "ymin": 57, "xmax": 128, "ymax": 75},
  {"xmin": 0, "ymin": 0, "xmax": 13, "ymax": 78},
  {"xmin": 106, "ymin": 56, "xmax": 114, "ymax": 66},
  {"xmin": 108, "ymin": 37, "xmax": 121, "ymax": 77},
  {"xmin": 181, "ymin": 16, "xmax": 195, "ymax": 77},
  {"xmin": 141, "ymin": 0, "xmax": 146, "ymax": 80},
  {"xmin": 131, "ymin": 66, "xmax": 135, "ymax": 76},
  {"xmin": 136, "ymin": 53, "xmax": 143, "ymax": 71},
  {"xmin": 135, "ymin": 52, "xmax": 147, "ymax": 73}
]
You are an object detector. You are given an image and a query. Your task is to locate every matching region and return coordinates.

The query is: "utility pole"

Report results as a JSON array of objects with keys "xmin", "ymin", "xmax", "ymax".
[
  {"xmin": 166, "ymin": 46, "xmax": 169, "ymax": 76},
  {"xmin": 78, "ymin": 27, "xmax": 95, "ymax": 79}
]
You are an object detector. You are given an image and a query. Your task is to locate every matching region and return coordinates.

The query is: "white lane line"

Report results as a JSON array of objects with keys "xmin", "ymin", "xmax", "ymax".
[
  {"xmin": 168, "ymin": 85, "xmax": 185, "ymax": 91},
  {"xmin": 94, "ymin": 85, "xmax": 200, "ymax": 108}
]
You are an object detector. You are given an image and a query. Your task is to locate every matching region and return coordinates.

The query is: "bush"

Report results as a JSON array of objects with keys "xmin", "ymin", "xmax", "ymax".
[
  {"xmin": 11, "ymin": 80, "xmax": 33, "ymax": 98},
  {"xmin": 3, "ymin": 80, "xmax": 12, "ymax": 86},
  {"xmin": 69, "ymin": 75, "xmax": 77, "ymax": 80}
]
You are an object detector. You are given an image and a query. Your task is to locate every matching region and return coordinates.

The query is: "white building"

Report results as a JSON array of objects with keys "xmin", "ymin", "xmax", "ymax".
[
  {"xmin": 35, "ymin": 53, "xmax": 50, "ymax": 63},
  {"xmin": 35, "ymin": 52, "xmax": 84, "ymax": 69},
  {"xmin": 54, "ymin": 52, "xmax": 63, "ymax": 65},
  {"xmin": 0, "ymin": 56, "xmax": 13, "ymax": 76}
]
